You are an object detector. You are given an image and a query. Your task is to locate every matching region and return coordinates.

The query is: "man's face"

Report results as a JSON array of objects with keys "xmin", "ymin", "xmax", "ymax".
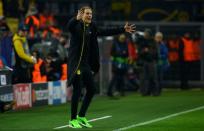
[
  {"xmin": 82, "ymin": 9, "xmax": 92, "ymax": 24},
  {"xmin": 144, "ymin": 32, "xmax": 150, "ymax": 39},
  {"xmin": 155, "ymin": 35, "xmax": 163, "ymax": 43},
  {"xmin": 119, "ymin": 34, "xmax": 126, "ymax": 43}
]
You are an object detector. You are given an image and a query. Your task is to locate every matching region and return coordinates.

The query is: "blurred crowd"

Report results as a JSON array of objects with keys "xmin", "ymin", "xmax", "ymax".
[
  {"xmin": 107, "ymin": 28, "xmax": 201, "ymax": 97},
  {"xmin": 0, "ymin": 4, "xmax": 68, "ymax": 84}
]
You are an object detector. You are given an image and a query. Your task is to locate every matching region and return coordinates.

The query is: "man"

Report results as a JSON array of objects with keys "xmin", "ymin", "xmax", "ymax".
[
  {"xmin": 107, "ymin": 34, "xmax": 129, "ymax": 97},
  {"xmin": 12, "ymin": 24, "xmax": 37, "ymax": 84},
  {"xmin": 155, "ymin": 32, "xmax": 169, "ymax": 96},
  {"xmin": 67, "ymin": 6, "xmax": 135, "ymax": 128},
  {"xmin": 25, "ymin": 5, "xmax": 40, "ymax": 48},
  {"xmin": 179, "ymin": 32, "xmax": 196, "ymax": 90},
  {"xmin": 0, "ymin": 16, "xmax": 13, "ymax": 68},
  {"xmin": 135, "ymin": 28, "xmax": 159, "ymax": 96}
]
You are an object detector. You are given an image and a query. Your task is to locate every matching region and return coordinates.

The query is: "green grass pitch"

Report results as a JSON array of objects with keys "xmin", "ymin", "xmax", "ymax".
[{"xmin": 0, "ymin": 89, "xmax": 204, "ymax": 131}]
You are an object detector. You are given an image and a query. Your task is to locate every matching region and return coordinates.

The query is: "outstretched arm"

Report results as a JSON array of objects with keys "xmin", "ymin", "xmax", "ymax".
[{"xmin": 97, "ymin": 22, "xmax": 136, "ymax": 36}]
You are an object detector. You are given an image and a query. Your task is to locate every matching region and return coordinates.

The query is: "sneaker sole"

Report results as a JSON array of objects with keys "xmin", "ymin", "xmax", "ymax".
[
  {"xmin": 69, "ymin": 124, "xmax": 82, "ymax": 128},
  {"xmin": 78, "ymin": 122, "xmax": 92, "ymax": 128}
]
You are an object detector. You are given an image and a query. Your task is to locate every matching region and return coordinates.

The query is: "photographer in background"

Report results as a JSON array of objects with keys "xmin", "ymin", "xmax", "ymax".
[{"xmin": 134, "ymin": 28, "xmax": 159, "ymax": 96}]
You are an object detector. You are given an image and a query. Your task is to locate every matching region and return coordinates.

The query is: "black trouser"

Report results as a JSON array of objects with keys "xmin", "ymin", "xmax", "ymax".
[
  {"xmin": 71, "ymin": 69, "xmax": 95, "ymax": 120},
  {"xmin": 157, "ymin": 68, "xmax": 164, "ymax": 95},
  {"xmin": 12, "ymin": 66, "xmax": 31, "ymax": 84},
  {"xmin": 180, "ymin": 61, "xmax": 189, "ymax": 89},
  {"xmin": 107, "ymin": 69, "xmax": 126, "ymax": 96},
  {"xmin": 139, "ymin": 61, "xmax": 159, "ymax": 96}
]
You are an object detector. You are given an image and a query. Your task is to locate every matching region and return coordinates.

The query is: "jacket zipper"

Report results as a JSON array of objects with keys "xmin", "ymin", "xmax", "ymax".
[{"xmin": 73, "ymin": 23, "xmax": 86, "ymax": 75}]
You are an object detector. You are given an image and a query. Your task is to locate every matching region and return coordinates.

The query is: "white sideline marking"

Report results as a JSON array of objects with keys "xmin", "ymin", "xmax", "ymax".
[
  {"xmin": 114, "ymin": 105, "xmax": 204, "ymax": 131},
  {"xmin": 54, "ymin": 115, "xmax": 112, "ymax": 129}
]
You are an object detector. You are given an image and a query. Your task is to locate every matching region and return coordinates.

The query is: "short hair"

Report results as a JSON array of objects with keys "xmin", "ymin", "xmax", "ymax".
[
  {"xmin": 79, "ymin": 6, "xmax": 92, "ymax": 14},
  {"xmin": 144, "ymin": 28, "xmax": 152, "ymax": 36},
  {"xmin": 155, "ymin": 32, "xmax": 163, "ymax": 38}
]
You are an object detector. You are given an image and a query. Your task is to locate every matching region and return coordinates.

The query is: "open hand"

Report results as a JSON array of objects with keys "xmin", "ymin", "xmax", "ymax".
[
  {"xmin": 76, "ymin": 10, "xmax": 83, "ymax": 20},
  {"xmin": 124, "ymin": 22, "xmax": 136, "ymax": 34}
]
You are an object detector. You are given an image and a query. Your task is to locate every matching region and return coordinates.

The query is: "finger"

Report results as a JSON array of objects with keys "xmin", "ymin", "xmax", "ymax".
[
  {"xmin": 131, "ymin": 26, "xmax": 136, "ymax": 30},
  {"xmin": 129, "ymin": 28, "xmax": 136, "ymax": 32},
  {"xmin": 128, "ymin": 29, "xmax": 136, "ymax": 33},
  {"xmin": 125, "ymin": 21, "xmax": 128, "ymax": 26},
  {"xmin": 130, "ymin": 24, "xmax": 135, "ymax": 27},
  {"xmin": 130, "ymin": 26, "xmax": 136, "ymax": 30}
]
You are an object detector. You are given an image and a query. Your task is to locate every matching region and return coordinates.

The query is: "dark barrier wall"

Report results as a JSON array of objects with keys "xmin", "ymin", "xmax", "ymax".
[
  {"xmin": 0, "ymin": 81, "xmax": 68, "ymax": 110},
  {"xmin": 0, "ymin": 69, "xmax": 12, "ymax": 86},
  {"xmin": 0, "ymin": 85, "xmax": 13, "ymax": 102},
  {"xmin": 32, "ymin": 83, "xmax": 48, "ymax": 107}
]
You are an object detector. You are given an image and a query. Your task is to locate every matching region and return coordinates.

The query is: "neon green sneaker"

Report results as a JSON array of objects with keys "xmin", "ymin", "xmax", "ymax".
[
  {"xmin": 69, "ymin": 119, "xmax": 82, "ymax": 128},
  {"xmin": 77, "ymin": 115, "xmax": 93, "ymax": 128}
]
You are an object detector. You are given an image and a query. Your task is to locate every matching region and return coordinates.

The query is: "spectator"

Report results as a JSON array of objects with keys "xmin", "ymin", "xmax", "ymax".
[
  {"xmin": 25, "ymin": 4, "xmax": 41, "ymax": 48},
  {"xmin": 39, "ymin": 8, "xmax": 55, "ymax": 29},
  {"xmin": 135, "ymin": 28, "xmax": 159, "ymax": 96},
  {"xmin": 107, "ymin": 34, "xmax": 129, "ymax": 97},
  {"xmin": 155, "ymin": 32, "xmax": 169, "ymax": 95},
  {"xmin": 12, "ymin": 24, "xmax": 36, "ymax": 84},
  {"xmin": 178, "ymin": 32, "xmax": 198, "ymax": 90},
  {"xmin": 32, "ymin": 50, "xmax": 47, "ymax": 83},
  {"xmin": 0, "ymin": 16, "xmax": 13, "ymax": 68},
  {"xmin": 40, "ymin": 55, "xmax": 60, "ymax": 81}
]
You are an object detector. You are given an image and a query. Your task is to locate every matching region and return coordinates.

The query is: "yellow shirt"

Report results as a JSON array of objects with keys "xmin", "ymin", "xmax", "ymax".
[{"xmin": 13, "ymin": 33, "xmax": 34, "ymax": 64}]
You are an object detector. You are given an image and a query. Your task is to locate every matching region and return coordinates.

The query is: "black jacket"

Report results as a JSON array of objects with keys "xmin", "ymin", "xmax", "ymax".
[
  {"xmin": 135, "ymin": 34, "xmax": 158, "ymax": 64},
  {"xmin": 67, "ymin": 17, "xmax": 125, "ymax": 85}
]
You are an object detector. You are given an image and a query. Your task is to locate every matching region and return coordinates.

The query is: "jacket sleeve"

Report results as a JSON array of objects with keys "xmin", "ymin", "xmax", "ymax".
[
  {"xmin": 134, "ymin": 33, "xmax": 144, "ymax": 44},
  {"xmin": 13, "ymin": 40, "xmax": 34, "ymax": 63},
  {"xmin": 160, "ymin": 44, "xmax": 168, "ymax": 59},
  {"xmin": 96, "ymin": 26, "xmax": 125, "ymax": 36},
  {"xmin": 67, "ymin": 17, "xmax": 79, "ymax": 33}
]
